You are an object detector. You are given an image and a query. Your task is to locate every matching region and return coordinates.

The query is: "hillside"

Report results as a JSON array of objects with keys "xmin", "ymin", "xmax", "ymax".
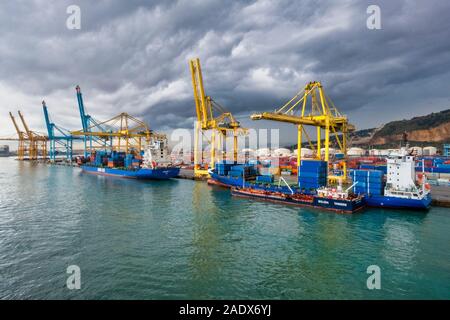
[{"xmin": 350, "ymin": 109, "xmax": 450, "ymax": 148}]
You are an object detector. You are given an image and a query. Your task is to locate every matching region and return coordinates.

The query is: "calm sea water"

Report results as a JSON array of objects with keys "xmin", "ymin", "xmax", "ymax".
[{"xmin": 0, "ymin": 157, "xmax": 449, "ymax": 299}]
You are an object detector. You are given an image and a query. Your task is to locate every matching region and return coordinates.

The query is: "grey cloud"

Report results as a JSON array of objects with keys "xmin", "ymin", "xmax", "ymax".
[{"xmin": 1, "ymin": 0, "xmax": 450, "ymax": 145}]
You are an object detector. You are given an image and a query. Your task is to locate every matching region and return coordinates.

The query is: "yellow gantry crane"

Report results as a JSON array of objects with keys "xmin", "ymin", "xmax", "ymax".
[
  {"xmin": 251, "ymin": 81, "xmax": 355, "ymax": 182},
  {"xmin": 18, "ymin": 111, "xmax": 48, "ymax": 160},
  {"xmin": 189, "ymin": 58, "xmax": 246, "ymax": 178},
  {"xmin": 71, "ymin": 112, "xmax": 159, "ymax": 155},
  {"xmin": 8, "ymin": 112, "xmax": 26, "ymax": 160},
  {"xmin": 7, "ymin": 111, "xmax": 47, "ymax": 160}
]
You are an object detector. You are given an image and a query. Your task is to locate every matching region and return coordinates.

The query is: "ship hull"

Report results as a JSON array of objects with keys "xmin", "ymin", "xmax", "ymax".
[
  {"xmin": 365, "ymin": 194, "xmax": 432, "ymax": 210},
  {"xmin": 209, "ymin": 172, "xmax": 246, "ymax": 188},
  {"xmin": 81, "ymin": 165, "xmax": 180, "ymax": 180},
  {"xmin": 231, "ymin": 188, "xmax": 365, "ymax": 213}
]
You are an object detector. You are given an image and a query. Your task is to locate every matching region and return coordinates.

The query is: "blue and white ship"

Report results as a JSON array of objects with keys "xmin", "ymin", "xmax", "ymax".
[
  {"xmin": 364, "ymin": 147, "xmax": 432, "ymax": 210},
  {"xmin": 81, "ymin": 139, "xmax": 180, "ymax": 180}
]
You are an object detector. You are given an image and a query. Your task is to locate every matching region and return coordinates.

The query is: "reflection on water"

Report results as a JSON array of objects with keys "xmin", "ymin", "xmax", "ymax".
[
  {"xmin": 0, "ymin": 158, "xmax": 449, "ymax": 299},
  {"xmin": 383, "ymin": 218, "xmax": 419, "ymax": 271}
]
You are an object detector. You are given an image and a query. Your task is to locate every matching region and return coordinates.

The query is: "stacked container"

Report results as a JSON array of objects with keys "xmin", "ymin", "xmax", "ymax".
[
  {"xmin": 215, "ymin": 162, "xmax": 234, "ymax": 176},
  {"xmin": 256, "ymin": 175, "xmax": 274, "ymax": 183},
  {"xmin": 228, "ymin": 164, "xmax": 257, "ymax": 177},
  {"xmin": 124, "ymin": 154, "xmax": 134, "ymax": 168},
  {"xmin": 360, "ymin": 164, "xmax": 387, "ymax": 174},
  {"xmin": 350, "ymin": 169, "xmax": 384, "ymax": 195},
  {"xmin": 298, "ymin": 160, "xmax": 328, "ymax": 189}
]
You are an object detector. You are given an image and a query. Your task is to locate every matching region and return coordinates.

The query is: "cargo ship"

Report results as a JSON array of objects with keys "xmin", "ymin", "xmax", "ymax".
[
  {"xmin": 79, "ymin": 138, "xmax": 180, "ymax": 180},
  {"xmin": 230, "ymin": 160, "xmax": 365, "ymax": 213},
  {"xmin": 231, "ymin": 184, "xmax": 365, "ymax": 213},
  {"xmin": 354, "ymin": 147, "xmax": 432, "ymax": 210},
  {"xmin": 81, "ymin": 165, "xmax": 180, "ymax": 179},
  {"xmin": 207, "ymin": 162, "xmax": 257, "ymax": 187}
]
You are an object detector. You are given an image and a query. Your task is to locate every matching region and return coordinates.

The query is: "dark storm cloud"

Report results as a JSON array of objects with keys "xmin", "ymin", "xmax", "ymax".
[{"xmin": 1, "ymin": 0, "xmax": 450, "ymax": 139}]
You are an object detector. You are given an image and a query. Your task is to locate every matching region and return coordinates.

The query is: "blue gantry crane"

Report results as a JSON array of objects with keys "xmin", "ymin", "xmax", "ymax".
[
  {"xmin": 42, "ymin": 100, "xmax": 79, "ymax": 161},
  {"xmin": 75, "ymin": 85, "xmax": 111, "ymax": 157}
]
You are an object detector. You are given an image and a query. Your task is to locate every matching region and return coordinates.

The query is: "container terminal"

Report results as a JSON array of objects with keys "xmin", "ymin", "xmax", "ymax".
[{"xmin": 0, "ymin": 58, "xmax": 448, "ymax": 211}]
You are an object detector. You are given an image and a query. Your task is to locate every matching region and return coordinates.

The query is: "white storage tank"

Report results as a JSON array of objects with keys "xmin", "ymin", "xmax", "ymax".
[
  {"xmin": 423, "ymin": 146, "xmax": 437, "ymax": 156},
  {"xmin": 347, "ymin": 147, "xmax": 365, "ymax": 156},
  {"xmin": 241, "ymin": 148, "xmax": 255, "ymax": 156},
  {"xmin": 255, "ymin": 148, "xmax": 271, "ymax": 157},
  {"xmin": 273, "ymin": 148, "xmax": 292, "ymax": 157},
  {"xmin": 320, "ymin": 147, "xmax": 336, "ymax": 155},
  {"xmin": 293, "ymin": 148, "xmax": 314, "ymax": 158}
]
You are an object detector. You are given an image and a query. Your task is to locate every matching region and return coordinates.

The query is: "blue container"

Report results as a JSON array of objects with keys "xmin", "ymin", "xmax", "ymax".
[
  {"xmin": 299, "ymin": 177, "xmax": 327, "ymax": 184},
  {"xmin": 299, "ymin": 160, "xmax": 327, "ymax": 170},
  {"xmin": 298, "ymin": 171, "xmax": 328, "ymax": 178},
  {"xmin": 360, "ymin": 164, "xmax": 375, "ymax": 170},
  {"xmin": 228, "ymin": 170, "xmax": 242, "ymax": 177},
  {"xmin": 248, "ymin": 160, "xmax": 260, "ymax": 165},
  {"xmin": 256, "ymin": 175, "xmax": 274, "ymax": 183},
  {"xmin": 375, "ymin": 165, "xmax": 387, "ymax": 174},
  {"xmin": 299, "ymin": 182, "xmax": 323, "ymax": 189}
]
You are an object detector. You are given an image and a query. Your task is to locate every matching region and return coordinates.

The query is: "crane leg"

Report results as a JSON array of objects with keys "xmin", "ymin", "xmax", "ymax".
[{"xmin": 317, "ymin": 127, "xmax": 321, "ymax": 159}]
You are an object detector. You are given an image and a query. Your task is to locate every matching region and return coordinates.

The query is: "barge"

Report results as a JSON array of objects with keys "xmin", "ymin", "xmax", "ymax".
[{"xmin": 232, "ymin": 185, "xmax": 365, "ymax": 213}]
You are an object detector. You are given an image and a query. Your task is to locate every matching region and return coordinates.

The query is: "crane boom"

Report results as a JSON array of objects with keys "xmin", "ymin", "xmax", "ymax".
[
  {"xmin": 9, "ymin": 112, "xmax": 23, "ymax": 137},
  {"xmin": 189, "ymin": 58, "xmax": 212, "ymax": 128},
  {"xmin": 18, "ymin": 111, "xmax": 32, "ymax": 137},
  {"xmin": 42, "ymin": 101, "xmax": 54, "ymax": 139},
  {"xmin": 189, "ymin": 58, "xmax": 247, "ymax": 178}
]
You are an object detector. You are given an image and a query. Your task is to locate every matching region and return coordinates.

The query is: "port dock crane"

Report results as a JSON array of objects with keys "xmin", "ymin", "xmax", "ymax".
[
  {"xmin": 189, "ymin": 58, "xmax": 246, "ymax": 178},
  {"xmin": 251, "ymin": 81, "xmax": 354, "ymax": 182},
  {"xmin": 72, "ymin": 85, "xmax": 167, "ymax": 157},
  {"xmin": 5, "ymin": 111, "xmax": 47, "ymax": 160},
  {"xmin": 75, "ymin": 85, "xmax": 113, "ymax": 156},
  {"xmin": 42, "ymin": 101, "xmax": 82, "ymax": 162},
  {"xmin": 7, "ymin": 112, "xmax": 26, "ymax": 160},
  {"xmin": 71, "ymin": 111, "xmax": 157, "ymax": 155}
]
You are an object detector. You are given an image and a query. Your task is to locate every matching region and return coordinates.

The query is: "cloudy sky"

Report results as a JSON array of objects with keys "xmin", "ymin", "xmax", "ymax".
[{"xmin": 1, "ymin": 0, "xmax": 450, "ymax": 146}]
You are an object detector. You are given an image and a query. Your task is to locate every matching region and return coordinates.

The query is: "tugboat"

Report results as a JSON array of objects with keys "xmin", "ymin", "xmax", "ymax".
[{"xmin": 364, "ymin": 141, "xmax": 432, "ymax": 210}]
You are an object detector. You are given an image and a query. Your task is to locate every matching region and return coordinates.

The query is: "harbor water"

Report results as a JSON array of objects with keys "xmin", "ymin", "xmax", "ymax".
[{"xmin": 0, "ymin": 157, "xmax": 449, "ymax": 299}]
